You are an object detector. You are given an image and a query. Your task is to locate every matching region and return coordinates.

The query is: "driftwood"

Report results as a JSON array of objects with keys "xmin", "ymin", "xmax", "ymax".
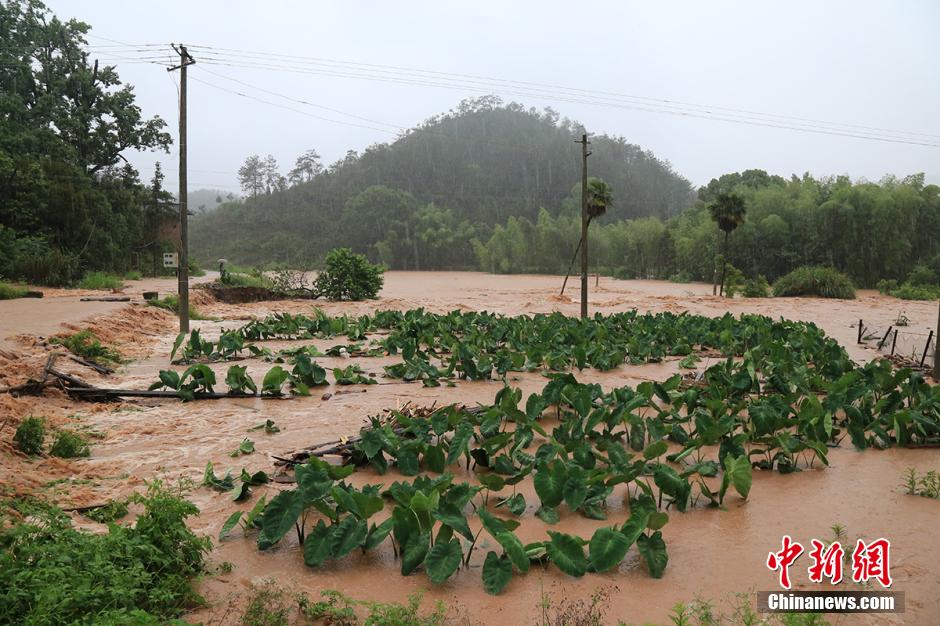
[
  {"xmin": 79, "ymin": 296, "xmax": 131, "ymax": 302},
  {"xmin": 0, "ymin": 353, "xmax": 62, "ymax": 395},
  {"xmin": 68, "ymin": 355, "xmax": 114, "ymax": 375},
  {"xmin": 65, "ymin": 388, "xmax": 289, "ymax": 401}
]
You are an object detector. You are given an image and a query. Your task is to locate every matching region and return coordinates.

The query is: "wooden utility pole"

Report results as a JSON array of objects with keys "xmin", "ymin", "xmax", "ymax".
[
  {"xmin": 576, "ymin": 134, "xmax": 591, "ymax": 319},
  {"xmin": 168, "ymin": 44, "xmax": 195, "ymax": 333}
]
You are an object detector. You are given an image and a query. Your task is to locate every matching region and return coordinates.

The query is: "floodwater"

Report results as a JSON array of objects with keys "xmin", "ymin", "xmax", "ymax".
[{"xmin": 1, "ymin": 272, "xmax": 937, "ymax": 625}]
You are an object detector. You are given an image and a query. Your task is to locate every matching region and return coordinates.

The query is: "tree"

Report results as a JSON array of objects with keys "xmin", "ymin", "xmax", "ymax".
[
  {"xmin": 586, "ymin": 177, "xmax": 614, "ymax": 219},
  {"xmin": 238, "ymin": 155, "xmax": 265, "ymax": 197},
  {"xmin": 708, "ymin": 192, "xmax": 747, "ymax": 296},
  {"xmin": 288, "ymin": 149, "xmax": 323, "ymax": 185},
  {"xmin": 262, "ymin": 154, "xmax": 285, "ymax": 194}
]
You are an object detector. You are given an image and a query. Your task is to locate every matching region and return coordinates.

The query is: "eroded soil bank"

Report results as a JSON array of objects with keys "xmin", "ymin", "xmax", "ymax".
[{"xmin": 1, "ymin": 272, "xmax": 937, "ymax": 625}]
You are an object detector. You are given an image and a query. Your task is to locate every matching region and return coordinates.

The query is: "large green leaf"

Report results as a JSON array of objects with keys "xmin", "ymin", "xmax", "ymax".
[
  {"xmin": 637, "ymin": 531, "xmax": 668, "ymax": 578},
  {"xmin": 482, "ymin": 551, "xmax": 513, "ymax": 595},
  {"xmin": 432, "ymin": 501, "xmax": 473, "ymax": 541},
  {"xmin": 330, "ymin": 516, "xmax": 368, "ymax": 559},
  {"xmin": 653, "ymin": 464, "xmax": 692, "ymax": 512},
  {"xmin": 534, "ymin": 460, "xmax": 566, "ymax": 508},
  {"xmin": 588, "ymin": 527, "xmax": 630, "ymax": 573},
  {"xmin": 425, "ymin": 538, "xmax": 463, "ymax": 584},
  {"xmin": 218, "ymin": 511, "xmax": 242, "ymax": 541},
  {"xmin": 545, "ymin": 531, "xmax": 587, "ymax": 577},
  {"xmin": 719, "ymin": 454, "xmax": 752, "ymax": 503},
  {"xmin": 258, "ymin": 489, "xmax": 304, "ymax": 548},
  {"xmin": 563, "ymin": 465, "xmax": 588, "ymax": 511},
  {"xmin": 303, "ymin": 520, "xmax": 334, "ymax": 567},
  {"xmin": 401, "ymin": 531, "xmax": 431, "ymax": 576}
]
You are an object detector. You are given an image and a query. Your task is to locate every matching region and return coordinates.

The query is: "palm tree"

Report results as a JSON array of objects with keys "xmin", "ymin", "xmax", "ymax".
[
  {"xmin": 708, "ymin": 192, "xmax": 746, "ymax": 296},
  {"xmin": 560, "ymin": 177, "xmax": 614, "ymax": 296}
]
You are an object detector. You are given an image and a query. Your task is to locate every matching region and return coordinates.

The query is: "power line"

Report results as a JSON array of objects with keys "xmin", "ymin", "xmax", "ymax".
[{"xmin": 184, "ymin": 43, "xmax": 940, "ymax": 142}]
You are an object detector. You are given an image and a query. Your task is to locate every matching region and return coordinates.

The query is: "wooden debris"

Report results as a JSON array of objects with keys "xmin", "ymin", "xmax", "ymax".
[
  {"xmin": 79, "ymin": 296, "xmax": 131, "ymax": 302},
  {"xmin": 68, "ymin": 355, "xmax": 114, "ymax": 375}
]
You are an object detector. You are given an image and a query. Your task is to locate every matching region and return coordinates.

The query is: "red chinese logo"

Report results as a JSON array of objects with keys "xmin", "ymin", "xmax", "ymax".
[{"xmin": 767, "ymin": 536, "xmax": 892, "ymax": 589}]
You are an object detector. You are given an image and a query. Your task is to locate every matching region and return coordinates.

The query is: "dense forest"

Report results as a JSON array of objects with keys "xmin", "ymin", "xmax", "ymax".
[
  {"xmin": 477, "ymin": 171, "xmax": 940, "ymax": 288},
  {"xmin": 0, "ymin": 0, "xmax": 175, "ymax": 286},
  {"xmin": 190, "ymin": 97, "xmax": 696, "ymax": 267}
]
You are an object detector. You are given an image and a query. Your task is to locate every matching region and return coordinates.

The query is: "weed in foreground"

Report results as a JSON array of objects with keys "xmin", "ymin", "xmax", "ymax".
[
  {"xmin": 13, "ymin": 416, "xmax": 45, "ymax": 455},
  {"xmin": 49, "ymin": 429, "xmax": 91, "ymax": 458}
]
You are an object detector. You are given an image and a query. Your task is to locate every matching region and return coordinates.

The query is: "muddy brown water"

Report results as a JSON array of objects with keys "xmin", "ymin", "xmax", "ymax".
[{"xmin": 1, "ymin": 272, "xmax": 938, "ymax": 625}]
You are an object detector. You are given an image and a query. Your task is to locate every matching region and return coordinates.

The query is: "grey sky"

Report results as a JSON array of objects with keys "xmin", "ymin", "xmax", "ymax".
[{"xmin": 49, "ymin": 0, "xmax": 940, "ymax": 195}]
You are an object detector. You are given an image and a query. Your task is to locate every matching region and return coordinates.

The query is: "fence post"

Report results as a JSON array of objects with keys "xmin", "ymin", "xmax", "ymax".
[
  {"xmin": 857, "ymin": 319, "xmax": 863, "ymax": 343},
  {"xmin": 890, "ymin": 329, "xmax": 898, "ymax": 356},
  {"xmin": 921, "ymin": 330, "xmax": 934, "ymax": 368},
  {"xmin": 878, "ymin": 326, "xmax": 893, "ymax": 350}
]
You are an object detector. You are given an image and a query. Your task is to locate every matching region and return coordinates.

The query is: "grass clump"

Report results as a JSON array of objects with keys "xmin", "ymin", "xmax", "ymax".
[
  {"xmin": 0, "ymin": 282, "xmax": 29, "ymax": 300},
  {"xmin": 668, "ymin": 271, "xmax": 692, "ymax": 283},
  {"xmin": 313, "ymin": 248, "xmax": 384, "ymax": 301},
  {"xmin": 147, "ymin": 295, "xmax": 212, "ymax": 320},
  {"xmin": 0, "ymin": 481, "xmax": 210, "ymax": 625},
  {"xmin": 79, "ymin": 271, "xmax": 125, "ymax": 290},
  {"xmin": 50, "ymin": 329, "xmax": 123, "ymax": 364},
  {"xmin": 888, "ymin": 283, "xmax": 940, "ymax": 301},
  {"xmin": 49, "ymin": 430, "xmax": 91, "ymax": 458},
  {"xmin": 772, "ymin": 266, "xmax": 855, "ymax": 299},
  {"xmin": 241, "ymin": 579, "xmax": 292, "ymax": 626},
  {"xmin": 901, "ymin": 467, "xmax": 940, "ymax": 499},
  {"xmin": 13, "ymin": 417, "xmax": 45, "ymax": 455},
  {"xmin": 124, "ymin": 270, "xmax": 143, "ymax": 281}
]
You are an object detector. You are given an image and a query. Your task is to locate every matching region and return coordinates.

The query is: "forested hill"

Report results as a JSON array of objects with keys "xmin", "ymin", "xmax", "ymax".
[{"xmin": 191, "ymin": 97, "xmax": 695, "ymax": 267}]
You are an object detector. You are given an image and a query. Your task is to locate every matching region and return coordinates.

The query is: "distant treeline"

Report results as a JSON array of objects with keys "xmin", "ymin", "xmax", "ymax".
[
  {"xmin": 478, "ymin": 171, "xmax": 940, "ymax": 288},
  {"xmin": 190, "ymin": 97, "xmax": 695, "ymax": 266}
]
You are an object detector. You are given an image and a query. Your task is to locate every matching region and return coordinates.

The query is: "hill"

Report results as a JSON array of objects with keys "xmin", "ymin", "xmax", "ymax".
[{"xmin": 190, "ymin": 97, "xmax": 694, "ymax": 268}]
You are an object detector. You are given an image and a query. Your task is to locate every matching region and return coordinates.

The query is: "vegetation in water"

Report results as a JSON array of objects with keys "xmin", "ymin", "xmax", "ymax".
[
  {"xmin": 49, "ymin": 429, "xmax": 91, "ymax": 458},
  {"xmin": 0, "ymin": 282, "xmax": 29, "ymax": 300},
  {"xmin": 772, "ymin": 266, "xmax": 856, "ymax": 299},
  {"xmin": 13, "ymin": 417, "xmax": 45, "ymax": 455},
  {"xmin": 147, "ymin": 295, "xmax": 212, "ymax": 320},
  {"xmin": 78, "ymin": 272, "xmax": 125, "ymax": 290},
  {"xmin": 901, "ymin": 467, "xmax": 940, "ymax": 499},
  {"xmin": 50, "ymin": 329, "xmax": 123, "ymax": 365},
  {"xmin": 0, "ymin": 482, "xmax": 210, "ymax": 625},
  {"xmin": 83, "ymin": 499, "xmax": 130, "ymax": 523}
]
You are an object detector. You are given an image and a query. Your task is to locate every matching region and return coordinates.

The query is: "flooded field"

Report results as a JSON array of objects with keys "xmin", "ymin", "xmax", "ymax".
[{"xmin": 1, "ymin": 272, "xmax": 937, "ymax": 625}]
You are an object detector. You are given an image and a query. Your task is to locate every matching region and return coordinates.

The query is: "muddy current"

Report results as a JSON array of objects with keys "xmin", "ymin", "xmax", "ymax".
[{"xmin": 1, "ymin": 272, "xmax": 937, "ymax": 625}]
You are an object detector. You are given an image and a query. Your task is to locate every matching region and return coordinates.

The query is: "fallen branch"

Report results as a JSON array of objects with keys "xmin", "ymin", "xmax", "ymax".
[
  {"xmin": 79, "ymin": 296, "xmax": 131, "ymax": 302},
  {"xmin": 68, "ymin": 355, "xmax": 114, "ymax": 375}
]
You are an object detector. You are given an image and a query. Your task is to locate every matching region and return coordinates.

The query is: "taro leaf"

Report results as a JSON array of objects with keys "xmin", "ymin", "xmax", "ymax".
[
  {"xmin": 364, "ymin": 517, "xmax": 395, "ymax": 551},
  {"xmin": 535, "ymin": 506, "xmax": 560, "ymax": 525},
  {"xmin": 351, "ymin": 492, "xmax": 385, "ymax": 520},
  {"xmin": 410, "ymin": 490, "xmax": 440, "ymax": 533},
  {"xmin": 303, "ymin": 520, "xmax": 334, "ymax": 567},
  {"xmin": 546, "ymin": 531, "xmax": 588, "ymax": 578},
  {"xmin": 563, "ymin": 465, "xmax": 588, "ymax": 511},
  {"xmin": 637, "ymin": 531, "xmax": 668, "ymax": 578},
  {"xmin": 359, "ymin": 429, "xmax": 385, "ymax": 459},
  {"xmin": 477, "ymin": 472, "xmax": 505, "ymax": 492},
  {"xmin": 392, "ymin": 505, "xmax": 420, "ymax": 549},
  {"xmin": 232, "ymin": 482, "xmax": 251, "ymax": 502},
  {"xmin": 401, "ymin": 531, "xmax": 431, "ymax": 576},
  {"xmin": 157, "ymin": 369, "xmax": 181, "ymax": 391},
  {"xmin": 230, "ymin": 438, "xmax": 255, "ymax": 457},
  {"xmin": 496, "ymin": 531, "xmax": 530, "ymax": 573},
  {"xmin": 482, "ymin": 551, "xmax": 513, "ymax": 595},
  {"xmin": 261, "ymin": 366, "xmax": 290, "ymax": 395},
  {"xmin": 424, "ymin": 444, "xmax": 446, "ymax": 473},
  {"xmin": 397, "ymin": 447, "xmax": 420, "ymax": 476},
  {"xmin": 534, "ymin": 461, "xmax": 566, "ymax": 508},
  {"xmin": 718, "ymin": 454, "xmax": 753, "ymax": 503},
  {"xmin": 507, "ymin": 493, "xmax": 526, "ymax": 516},
  {"xmin": 219, "ymin": 511, "xmax": 243, "ymax": 541},
  {"xmin": 331, "ymin": 516, "xmax": 368, "ymax": 559},
  {"xmin": 203, "ymin": 461, "xmax": 235, "ymax": 491},
  {"xmin": 245, "ymin": 495, "xmax": 268, "ymax": 528},
  {"xmin": 605, "ymin": 442, "xmax": 633, "ymax": 468},
  {"xmin": 295, "ymin": 464, "xmax": 333, "ymax": 502},
  {"xmin": 433, "ymin": 501, "xmax": 473, "ymax": 541},
  {"xmin": 170, "ymin": 333, "xmax": 186, "ymax": 361},
  {"xmin": 446, "ymin": 421, "xmax": 473, "ymax": 465},
  {"xmin": 588, "ymin": 527, "xmax": 631, "ymax": 573},
  {"xmin": 621, "ymin": 507, "xmax": 652, "ymax": 547},
  {"xmin": 258, "ymin": 489, "xmax": 304, "ymax": 549},
  {"xmin": 478, "ymin": 508, "xmax": 518, "ymax": 537},
  {"xmin": 643, "ymin": 440, "xmax": 668, "ymax": 460},
  {"xmin": 425, "ymin": 538, "xmax": 463, "ymax": 584},
  {"xmin": 240, "ymin": 469, "xmax": 270, "ymax": 485},
  {"xmin": 646, "ymin": 511, "xmax": 669, "ymax": 531},
  {"xmin": 653, "ymin": 464, "xmax": 691, "ymax": 512}
]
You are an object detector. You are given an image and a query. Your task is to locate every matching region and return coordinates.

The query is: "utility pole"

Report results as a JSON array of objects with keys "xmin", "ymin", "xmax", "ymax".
[
  {"xmin": 934, "ymin": 298, "xmax": 939, "ymax": 380},
  {"xmin": 168, "ymin": 44, "xmax": 195, "ymax": 334},
  {"xmin": 576, "ymin": 134, "xmax": 591, "ymax": 319}
]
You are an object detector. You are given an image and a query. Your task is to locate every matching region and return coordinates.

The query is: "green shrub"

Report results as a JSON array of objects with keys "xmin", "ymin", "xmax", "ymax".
[
  {"xmin": 313, "ymin": 248, "xmax": 384, "ymax": 301},
  {"xmin": 147, "ymin": 295, "xmax": 211, "ymax": 320},
  {"xmin": 50, "ymin": 329, "xmax": 123, "ymax": 364},
  {"xmin": 722, "ymin": 265, "xmax": 746, "ymax": 297},
  {"xmin": 741, "ymin": 275, "xmax": 770, "ymax": 298},
  {"xmin": 49, "ymin": 430, "xmax": 91, "ymax": 458},
  {"xmin": 124, "ymin": 270, "xmax": 143, "ymax": 281},
  {"xmin": 0, "ymin": 282, "xmax": 29, "ymax": 300},
  {"xmin": 668, "ymin": 271, "xmax": 692, "ymax": 283},
  {"xmin": 611, "ymin": 267, "xmax": 636, "ymax": 280},
  {"xmin": 13, "ymin": 417, "xmax": 45, "ymax": 455},
  {"xmin": 79, "ymin": 272, "xmax": 125, "ymax": 290},
  {"xmin": 890, "ymin": 283, "xmax": 940, "ymax": 301},
  {"xmin": 188, "ymin": 259, "xmax": 206, "ymax": 278},
  {"xmin": 84, "ymin": 500, "xmax": 129, "ymax": 523},
  {"xmin": 0, "ymin": 481, "xmax": 210, "ymax": 624},
  {"xmin": 220, "ymin": 267, "xmax": 271, "ymax": 288},
  {"xmin": 772, "ymin": 266, "xmax": 856, "ymax": 299},
  {"xmin": 876, "ymin": 278, "xmax": 898, "ymax": 295},
  {"xmin": 906, "ymin": 265, "xmax": 938, "ymax": 287},
  {"xmin": 0, "ymin": 227, "xmax": 80, "ymax": 286}
]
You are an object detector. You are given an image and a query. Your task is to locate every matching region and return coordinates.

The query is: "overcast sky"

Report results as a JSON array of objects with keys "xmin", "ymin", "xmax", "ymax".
[{"xmin": 48, "ymin": 0, "xmax": 940, "ymax": 195}]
